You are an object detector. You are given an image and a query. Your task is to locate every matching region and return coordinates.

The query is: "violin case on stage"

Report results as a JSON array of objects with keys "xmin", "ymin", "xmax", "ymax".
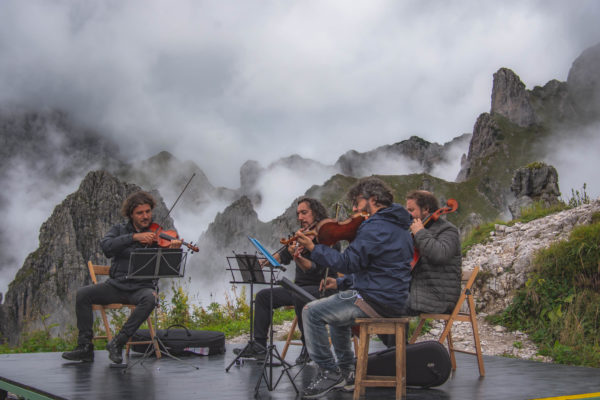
[
  {"xmin": 130, "ymin": 324, "xmax": 226, "ymax": 356},
  {"xmin": 364, "ymin": 341, "xmax": 452, "ymax": 388}
]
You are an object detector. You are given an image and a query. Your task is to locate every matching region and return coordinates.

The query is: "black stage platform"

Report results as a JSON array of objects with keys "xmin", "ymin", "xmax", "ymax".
[{"xmin": 1, "ymin": 341, "xmax": 600, "ymax": 400}]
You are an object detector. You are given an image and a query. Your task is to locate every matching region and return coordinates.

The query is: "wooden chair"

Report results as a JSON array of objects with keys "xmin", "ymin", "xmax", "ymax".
[
  {"xmin": 354, "ymin": 318, "xmax": 410, "ymax": 400},
  {"xmin": 409, "ymin": 265, "xmax": 485, "ymax": 376},
  {"xmin": 87, "ymin": 261, "xmax": 161, "ymax": 358},
  {"xmin": 280, "ymin": 312, "xmax": 303, "ymax": 361}
]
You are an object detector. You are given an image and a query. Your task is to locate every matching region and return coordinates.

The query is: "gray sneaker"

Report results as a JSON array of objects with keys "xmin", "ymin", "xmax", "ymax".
[
  {"xmin": 340, "ymin": 368, "xmax": 355, "ymax": 392},
  {"xmin": 302, "ymin": 367, "xmax": 345, "ymax": 399}
]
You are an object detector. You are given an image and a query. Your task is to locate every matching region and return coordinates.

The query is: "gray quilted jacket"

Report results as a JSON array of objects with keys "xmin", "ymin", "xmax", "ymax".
[{"xmin": 407, "ymin": 217, "xmax": 461, "ymax": 314}]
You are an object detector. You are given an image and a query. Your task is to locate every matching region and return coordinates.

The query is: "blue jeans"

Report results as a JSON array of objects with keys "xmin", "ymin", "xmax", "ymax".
[{"xmin": 302, "ymin": 290, "xmax": 368, "ymax": 371}]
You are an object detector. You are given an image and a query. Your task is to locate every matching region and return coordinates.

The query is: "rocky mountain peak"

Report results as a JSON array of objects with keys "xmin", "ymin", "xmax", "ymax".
[
  {"xmin": 491, "ymin": 67, "xmax": 537, "ymax": 127},
  {"xmin": 567, "ymin": 42, "xmax": 600, "ymax": 121}
]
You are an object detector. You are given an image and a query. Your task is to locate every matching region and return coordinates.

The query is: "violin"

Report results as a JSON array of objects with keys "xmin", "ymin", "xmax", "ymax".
[
  {"xmin": 410, "ymin": 198, "xmax": 458, "ymax": 270},
  {"xmin": 149, "ymin": 222, "xmax": 199, "ymax": 253},
  {"xmin": 280, "ymin": 212, "xmax": 369, "ymax": 247}
]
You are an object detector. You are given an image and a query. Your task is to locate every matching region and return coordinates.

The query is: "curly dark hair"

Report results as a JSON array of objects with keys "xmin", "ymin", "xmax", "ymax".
[
  {"xmin": 347, "ymin": 177, "xmax": 394, "ymax": 207},
  {"xmin": 406, "ymin": 190, "xmax": 439, "ymax": 214},
  {"xmin": 297, "ymin": 197, "xmax": 329, "ymax": 222},
  {"xmin": 121, "ymin": 191, "xmax": 156, "ymax": 219}
]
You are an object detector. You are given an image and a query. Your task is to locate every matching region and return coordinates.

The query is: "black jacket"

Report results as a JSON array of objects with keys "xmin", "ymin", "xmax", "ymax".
[{"xmin": 100, "ymin": 221, "xmax": 157, "ymax": 291}]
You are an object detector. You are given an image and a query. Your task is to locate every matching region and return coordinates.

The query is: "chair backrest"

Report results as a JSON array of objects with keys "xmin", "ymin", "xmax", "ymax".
[
  {"xmin": 88, "ymin": 261, "xmax": 111, "ymax": 285},
  {"xmin": 456, "ymin": 265, "xmax": 479, "ymax": 314}
]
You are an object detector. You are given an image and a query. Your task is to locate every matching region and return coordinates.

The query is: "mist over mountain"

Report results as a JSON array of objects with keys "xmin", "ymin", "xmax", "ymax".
[{"xmin": 1, "ymin": 42, "xmax": 600, "ymax": 342}]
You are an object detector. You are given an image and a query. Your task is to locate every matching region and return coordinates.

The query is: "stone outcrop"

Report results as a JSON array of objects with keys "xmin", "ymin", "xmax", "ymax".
[
  {"xmin": 0, "ymin": 170, "xmax": 173, "ymax": 344},
  {"xmin": 508, "ymin": 163, "xmax": 561, "ymax": 219},
  {"xmin": 491, "ymin": 68, "xmax": 537, "ymax": 127},
  {"xmin": 463, "ymin": 199, "xmax": 600, "ymax": 316}
]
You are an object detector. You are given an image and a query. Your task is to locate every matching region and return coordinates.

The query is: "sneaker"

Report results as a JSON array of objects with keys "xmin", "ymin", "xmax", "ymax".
[
  {"xmin": 295, "ymin": 346, "xmax": 311, "ymax": 365},
  {"xmin": 340, "ymin": 368, "xmax": 355, "ymax": 392},
  {"xmin": 302, "ymin": 367, "xmax": 345, "ymax": 399},
  {"xmin": 62, "ymin": 343, "xmax": 94, "ymax": 362},
  {"xmin": 233, "ymin": 342, "xmax": 266, "ymax": 359}
]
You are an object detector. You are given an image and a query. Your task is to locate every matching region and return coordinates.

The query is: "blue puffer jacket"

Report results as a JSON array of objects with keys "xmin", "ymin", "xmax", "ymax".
[{"xmin": 309, "ymin": 203, "xmax": 413, "ymax": 315}]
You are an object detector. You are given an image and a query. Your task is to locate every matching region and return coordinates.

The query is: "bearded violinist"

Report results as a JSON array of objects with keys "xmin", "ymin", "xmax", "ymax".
[
  {"xmin": 405, "ymin": 190, "xmax": 461, "ymax": 316},
  {"xmin": 295, "ymin": 177, "xmax": 413, "ymax": 398},
  {"xmin": 62, "ymin": 191, "xmax": 181, "ymax": 364},
  {"xmin": 233, "ymin": 197, "xmax": 337, "ymax": 364}
]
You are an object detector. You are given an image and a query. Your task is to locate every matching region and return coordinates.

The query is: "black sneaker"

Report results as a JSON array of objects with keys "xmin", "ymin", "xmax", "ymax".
[
  {"xmin": 302, "ymin": 367, "xmax": 345, "ymax": 399},
  {"xmin": 233, "ymin": 342, "xmax": 266, "ymax": 359},
  {"xmin": 62, "ymin": 343, "xmax": 94, "ymax": 362},
  {"xmin": 106, "ymin": 332, "xmax": 128, "ymax": 364},
  {"xmin": 340, "ymin": 368, "xmax": 355, "ymax": 392},
  {"xmin": 295, "ymin": 346, "xmax": 311, "ymax": 365}
]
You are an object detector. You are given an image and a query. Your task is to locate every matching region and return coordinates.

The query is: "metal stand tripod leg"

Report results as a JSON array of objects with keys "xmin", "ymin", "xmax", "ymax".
[
  {"xmin": 226, "ymin": 280, "xmax": 259, "ymax": 371},
  {"xmin": 253, "ymin": 268, "xmax": 298, "ymax": 397}
]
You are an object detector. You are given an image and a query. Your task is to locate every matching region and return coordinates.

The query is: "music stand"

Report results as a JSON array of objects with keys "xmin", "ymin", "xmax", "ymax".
[
  {"xmin": 123, "ymin": 248, "xmax": 199, "ymax": 372},
  {"xmin": 247, "ymin": 236, "xmax": 298, "ymax": 397}
]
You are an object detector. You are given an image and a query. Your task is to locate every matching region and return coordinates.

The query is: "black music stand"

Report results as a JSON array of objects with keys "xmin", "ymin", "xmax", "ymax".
[
  {"xmin": 225, "ymin": 253, "xmax": 266, "ymax": 372},
  {"xmin": 246, "ymin": 237, "xmax": 298, "ymax": 397},
  {"xmin": 123, "ymin": 248, "xmax": 199, "ymax": 372}
]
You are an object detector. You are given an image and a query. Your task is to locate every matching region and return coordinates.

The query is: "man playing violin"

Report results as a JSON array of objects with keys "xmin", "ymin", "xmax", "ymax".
[
  {"xmin": 62, "ymin": 190, "xmax": 182, "ymax": 364},
  {"xmin": 233, "ymin": 197, "xmax": 337, "ymax": 364},
  {"xmin": 295, "ymin": 177, "xmax": 413, "ymax": 399},
  {"xmin": 405, "ymin": 190, "xmax": 461, "ymax": 315}
]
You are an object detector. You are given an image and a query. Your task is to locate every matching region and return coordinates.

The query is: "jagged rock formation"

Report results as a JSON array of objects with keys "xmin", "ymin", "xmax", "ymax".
[
  {"xmin": 509, "ymin": 163, "xmax": 561, "ymax": 219},
  {"xmin": 457, "ymin": 42, "xmax": 600, "ymax": 215},
  {"xmin": 491, "ymin": 68, "xmax": 537, "ymax": 127},
  {"xmin": 567, "ymin": 42, "xmax": 600, "ymax": 121},
  {"xmin": 464, "ymin": 199, "xmax": 600, "ymax": 315},
  {"xmin": 0, "ymin": 170, "xmax": 174, "ymax": 345}
]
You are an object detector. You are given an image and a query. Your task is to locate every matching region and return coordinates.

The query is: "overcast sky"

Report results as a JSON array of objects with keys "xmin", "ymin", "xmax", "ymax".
[{"xmin": 1, "ymin": 0, "xmax": 599, "ymax": 190}]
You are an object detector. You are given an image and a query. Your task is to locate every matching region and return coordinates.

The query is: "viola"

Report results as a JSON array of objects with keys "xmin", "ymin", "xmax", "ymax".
[
  {"xmin": 149, "ymin": 222, "xmax": 199, "ymax": 253},
  {"xmin": 410, "ymin": 198, "xmax": 458, "ymax": 270},
  {"xmin": 310, "ymin": 211, "xmax": 369, "ymax": 246}
]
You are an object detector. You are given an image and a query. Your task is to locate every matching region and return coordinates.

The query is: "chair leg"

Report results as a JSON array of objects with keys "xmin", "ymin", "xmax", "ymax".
[
  {"xmin": 447, "ymin": 330, "xmax": 457, "ymax": 371},
  {"xmin": 395, "ymin": 322, "xmax": 406, "ymax": 399},
  {"xmin": 281, "ymin": 316, "xmax": 298, "ymax": 361},
  {"xmin": 409, "ymin": 317, "xmax": 426, "ymax": 344},
  {"xmin": 100, "ymin": 309, "xmax": 112, "ymax": 342},
  {"xmin": 354, "ymin": 325, "xmax": 370, "ymax": 400},
  {"xmin": 468, "ymin": 295, "xmax": 485, "ymax": 376}
]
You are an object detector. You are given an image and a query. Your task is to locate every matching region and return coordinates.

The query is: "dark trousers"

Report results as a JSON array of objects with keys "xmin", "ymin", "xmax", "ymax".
[
  {"xmin": 75, "ymin": 282, "xmax": 156, "ymax": 344},
  {"xmin": 253, "ymin": 285, "xmax": 334, "ymax": 346}
]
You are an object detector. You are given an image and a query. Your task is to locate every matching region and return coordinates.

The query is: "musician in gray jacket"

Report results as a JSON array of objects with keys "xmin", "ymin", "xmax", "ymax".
[{"xmin": 405, "ymin": 190, "xmax": 461, "ymax": 315}]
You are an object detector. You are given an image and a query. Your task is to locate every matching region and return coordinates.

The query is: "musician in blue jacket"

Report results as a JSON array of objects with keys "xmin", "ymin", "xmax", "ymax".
[{"xmin": 295, "ymin": 177, "xmax": 413, "ymax": 399}]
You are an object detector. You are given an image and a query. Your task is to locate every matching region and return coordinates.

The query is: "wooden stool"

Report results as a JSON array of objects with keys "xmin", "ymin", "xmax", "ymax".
[{"xmin": 354, "ymin": 318, "xmax": 409, "ymax": 400}]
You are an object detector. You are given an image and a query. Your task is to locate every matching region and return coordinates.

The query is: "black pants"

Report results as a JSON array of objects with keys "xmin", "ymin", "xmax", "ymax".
[
  {"xmin": 75, "ymin": 282, "xmax": 156, "ymax": 344},
  {"xmin": 253, "ymin": 285, "xmax": 334, "ymax": 346}
]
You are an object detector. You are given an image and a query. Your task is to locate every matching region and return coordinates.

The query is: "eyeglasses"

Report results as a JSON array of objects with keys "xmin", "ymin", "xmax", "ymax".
[{"xmin": 352, "ymin": 196, "xmax": 365, "ymax": 208}]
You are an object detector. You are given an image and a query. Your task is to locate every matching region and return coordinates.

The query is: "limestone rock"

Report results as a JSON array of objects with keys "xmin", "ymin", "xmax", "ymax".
[
  {"xmin": 491, "ymin": 68, "xmax": 537, "ymax": 127},
  {"xmin": 509, "ymin": 163, "xmax": 561, "ymax": 218}
]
